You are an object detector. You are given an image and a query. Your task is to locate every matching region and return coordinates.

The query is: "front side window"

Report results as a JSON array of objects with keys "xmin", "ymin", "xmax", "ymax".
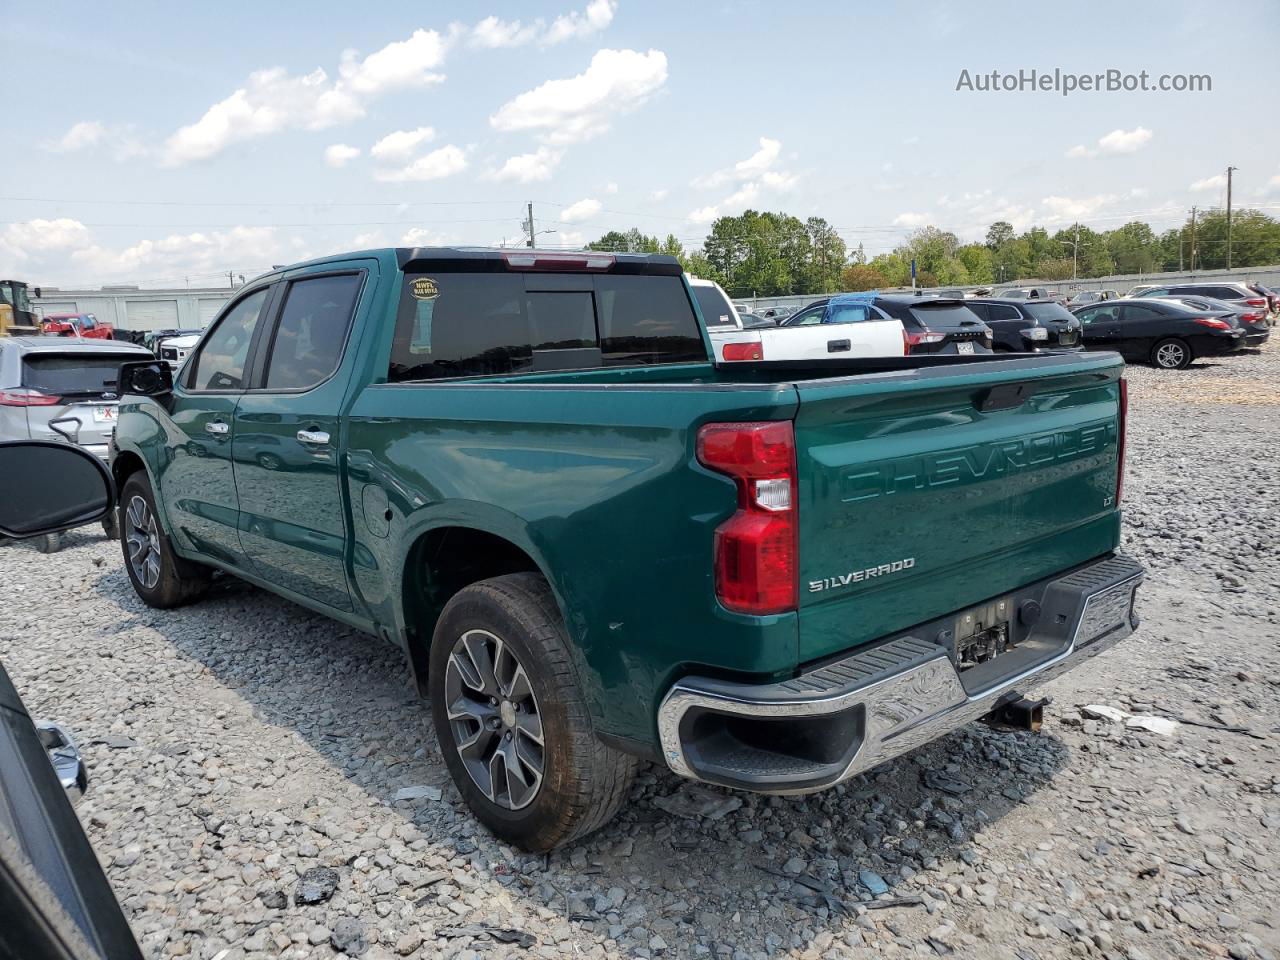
[
  {"xmin": 188, "ymin": 288, "xmax": 269, "ymax": 391},
  {"xmin": 823, "ymin": 302, "xmax": 875, "ymax": 324},
  {"xmin": 783, "ymin": 305, "xmax": 826, "ymax": 326},
  {"xmin": 264, "ymin": 274, "xmax": 361, "ymax": 390}
]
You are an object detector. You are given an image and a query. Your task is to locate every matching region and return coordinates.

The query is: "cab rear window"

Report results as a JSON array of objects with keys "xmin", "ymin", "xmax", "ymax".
[{"xmin": 388, "ymin": 272, "xmax": 705, "ymax": 381}]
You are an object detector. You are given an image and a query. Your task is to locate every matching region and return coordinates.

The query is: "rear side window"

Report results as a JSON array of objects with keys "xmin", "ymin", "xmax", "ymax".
[
  {"xmin": 823, "ymin": 302, "xmax": 876, "ymax": 324},
  {"xmin": 264, "ymin": 274, "xmax": 361, "ymax": 390},
  {"xmin": 22, "ymin": 354, "xmax": 140, "ymax": 396},
  {"xmin": 988, "ymin": 304, "xmax": 1023, "ymax": 322},
  {"xmin": 188, "ymin": 288, "xmax": 269, "ymax": 391},
  {"xmin": 691, "ymin": 286, "xmax": 737, "ymax": 328},
  {"xmin": 389, "ymin": 272, "xmax": 704, "ymax": 381}
]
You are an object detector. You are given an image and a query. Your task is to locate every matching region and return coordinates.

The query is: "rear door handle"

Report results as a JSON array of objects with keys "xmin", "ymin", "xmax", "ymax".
[
  {"xmin": 205, "ymin": 421, "xmax": 229, "ymax": 436},
  {"xmin": 827, "ymin": 339, "xmax": 851, "ymax": 352},
  {"xmin": 297, "ymin": 429, "xmax": 330, "ymax": 444}
]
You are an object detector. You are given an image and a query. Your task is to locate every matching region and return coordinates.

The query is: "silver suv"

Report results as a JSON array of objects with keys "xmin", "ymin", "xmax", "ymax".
[{"xmin": 0, "ymin": 337, "xmax": 153, "ymax": 459}]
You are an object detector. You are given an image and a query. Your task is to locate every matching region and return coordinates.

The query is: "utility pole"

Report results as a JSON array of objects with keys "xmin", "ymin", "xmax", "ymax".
[
  {"xmin": 526, "ymin": 202, "xmax": 536, "ymax": 248},
  {"xmin": 1226, "ymin": 165, "xmax": 1237, "ymax": 270},
  {"xmin": 1189, "ymin": 206, "xmax": 1197, "ymax": 274},
  {"xmin": 1072, "ymin": 222, "xmax": 1080, "ymax": 280}
]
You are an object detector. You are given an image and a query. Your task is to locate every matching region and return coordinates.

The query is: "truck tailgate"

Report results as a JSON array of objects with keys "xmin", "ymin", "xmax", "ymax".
[{"xmin": 793, "ymin": 355, "xmax": 1124, "ymax": 664}]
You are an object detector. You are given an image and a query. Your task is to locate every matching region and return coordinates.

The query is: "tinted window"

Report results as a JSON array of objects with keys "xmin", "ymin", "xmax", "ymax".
[
  {"xmin": 1024, "ymin": 302, "xmax": 1075, "ymax": 323},
  {"xmin": 189, "ymin": 288, "xmax": 269, "ymax": 391},
  {"xmin": 388, "ymin": 272, "xmax": 704, "ymax": 381},
  {"xmin": 907, "ymin": 303, "xmax": 984, "ymax": 329},
  {"xmin": 691, "ymin": 286, "xmax": 737, "ymax": 328},
  {"xmin": 1122, "ymin": 305, "xmax": 1164, "ymax": 322},
  {"xmin": 824, "ymin": 302, "xmax": 876, "ymax": 324},
  {"xmin": 22, "ymin": 353, "xmax": 141, "ymax": 396},
  {"xmin": 1140, "ymin": 288, "xmax": 1169, "ymax": 297},
  {"xmin": 988, "ymin": 304, "xmax": 1023, "ymax": 322},
  {"xmin": 264, "ymin": 274, "xmax": 361, "ymax": 390}
]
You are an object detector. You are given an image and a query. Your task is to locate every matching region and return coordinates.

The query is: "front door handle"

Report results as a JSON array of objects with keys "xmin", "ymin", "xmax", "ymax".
[
  {"xmin": 205, "ymin": 421, "xmax": 229, "ymax": 436},
  {"xmin": 297, "ymin": 429, "xmax": 330, "ymax": 445},
  {"xmin": 827, "ymin": 339, "xmax": 851, "ymax": 352}
]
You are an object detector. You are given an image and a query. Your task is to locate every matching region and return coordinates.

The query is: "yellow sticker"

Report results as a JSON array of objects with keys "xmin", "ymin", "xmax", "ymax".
[{"xmin": 411, "ymin": 277, "xmax": 439, "ymax": 300}]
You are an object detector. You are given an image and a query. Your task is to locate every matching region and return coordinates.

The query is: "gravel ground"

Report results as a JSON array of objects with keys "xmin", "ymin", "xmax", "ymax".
[{"xmin": 3, "ymin": 344, "xmax": 1279, "ymax": 960}]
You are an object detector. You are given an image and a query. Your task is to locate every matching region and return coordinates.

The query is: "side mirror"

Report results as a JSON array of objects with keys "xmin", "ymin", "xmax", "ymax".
[
  {"xmin": 0, "ymin": 441, "xmax": 115, "ymax": 538},
  {"xmin": 118, "ymin": 359, "xmax": 173, "ymax": 397}
]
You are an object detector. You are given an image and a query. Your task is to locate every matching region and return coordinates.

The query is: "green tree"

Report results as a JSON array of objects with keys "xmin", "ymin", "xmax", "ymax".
[
  {"xmin": 839, "ymin": 264, "xmax": 889, "ymax": 291},
  {"xmin": 985, "ymin": 221, "xmax": 1015, "ymax": 250},
  {"xmin": 956, "ymin": 243, "xmax": 994, "ymax": 283}
]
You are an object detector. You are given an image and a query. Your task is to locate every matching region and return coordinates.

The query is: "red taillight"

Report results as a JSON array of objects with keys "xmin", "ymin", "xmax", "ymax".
[
  {"xmin": 1192, "ymin": 317, "xmax": 1231, "ymax": 330},
  {"xmin": 1245, "ymin": 298, "xmax": 1266, "ymax": 307},
  {"xmin": 1241, "ymin": 312, "xmax": 1263, "ymax": 323},
  {"xmin": 1116, "ymin": 378, "xmax": 1128, "ymax": 505},
  {"xmin": 0, "ymin": 388, "xmax": 62, "ymax": 406},
  {"xmin": 697, "ymin": 421, "xmax": 797, "ymax": 615},
  {"xmin": 905, "ymin": 330, "xmax": 946, "ymax": 348},
  {"xmin": 901, "ymin": 326, "xmax": 909, "ymax": 356},
  {"xmin": 722, "ymin": 340, "xmax": 764, "ymax": 362},
  {"xmin": 501, "ymin": 251, "xmax": 615, "ymax": 271}
]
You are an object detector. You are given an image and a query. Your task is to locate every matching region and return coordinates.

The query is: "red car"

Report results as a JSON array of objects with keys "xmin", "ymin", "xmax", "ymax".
[{"xmin": 41, "ymin": 312, "xmax": 114, "ymax": 339}]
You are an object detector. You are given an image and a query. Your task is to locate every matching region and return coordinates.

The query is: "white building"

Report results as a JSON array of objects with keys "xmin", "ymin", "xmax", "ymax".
[{"xmin": 33, "ymin": 284, "xmax": 238, "ymax": 333}]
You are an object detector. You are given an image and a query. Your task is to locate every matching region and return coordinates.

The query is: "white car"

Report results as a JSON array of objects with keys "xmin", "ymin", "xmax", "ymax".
[
  {"xmin": 689, "ymin": 278, "xmax": 905, "ymax": 363},
  {"xmin": 157, "ymin": 333, "xmax": 200, "ymax": 370}
]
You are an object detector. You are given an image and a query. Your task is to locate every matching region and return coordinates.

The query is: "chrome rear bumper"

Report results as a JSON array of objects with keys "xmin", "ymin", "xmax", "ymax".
[{"xmin": 657, "ymin": 554, "xmax": 1144, "ymax": 793}]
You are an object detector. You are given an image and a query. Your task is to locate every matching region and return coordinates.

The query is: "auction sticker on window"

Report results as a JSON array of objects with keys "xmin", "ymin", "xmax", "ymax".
[{"xmin": 411, "ymin": 278, "xmax": 440, "ymax": 300}]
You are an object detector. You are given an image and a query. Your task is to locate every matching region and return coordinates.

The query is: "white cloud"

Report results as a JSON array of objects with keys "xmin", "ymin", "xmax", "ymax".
[
  {"xmin": 760, "ymin": 170, "xmax": 798, "ymax": 191},
  {"xmin": 695, "ymin": 137, "xmax": 782, "ymax": 189},
  {"xmin": 162, "ymin": 29, "xmax": 449, "ymax": 165},
  {"xmin": 723, "ymin": 182, "xmax": 760, "ymax": 209},
  {"xmin": 400, "ymin": 227, "xmax": 455, "ymax": 246},
  {"xmin": 1190, "ymin": 174, "xmax": 1226, "ymax": 192},
  {"xmin": 892, "ymin": 212, "xmax": 930, "ymax": 228},
  {"xmin": 0, "ymin": 219, "xmax": 93, "ymax": 270},
  {"xmin": 70, "ymin": 226, "xmax": 290, "ymax": 284},
  {"xmin": 49, "ymin": 121, "xmax": 105, "ymax": 152},
  {"xmin": 490, "ymin": 48, "xmax": 668, "ymax": 144},
  {"xmin": 688, "ymin": 137, "xmax": 799, "ymax": 217},
  {"xmin": 370, "ymin": 126, "xmax": 436, "ymax": 162},
  {"xmin": 468, "ymin": 1, "xmax": 614, "ymax": 49},
  {"xmin": 687, "ymin": 205, "xmax": 719, "ymax": 224},
  {"xmin": 324, "ymin": 143, "xmax": 361, "ymax": 167},
  {"xmin": 1040, "ymin": 193, "xmax": 1118, "ymax": 221},
  {"xmin": 337, "ymin": 29, "xmax": 449, "ymax": 95},
  {"xmin": 1066, "ymin": 126, "xmax": 1152, "ymax": 159},
  {"xmin": 486, "ymin": 146, "xmax": 563, "ymax": 183},
  {"xmin": 604, "ymin": 181, "xmax": 618, "ymax": 194},
  {"xmin": 556, "ymin": 230, "xmax": 588, "ymax": 248},
  {"xmin": 560, "ymin": 198, "xmax": 602, "ymax": 222},
  {"xmin": 543, "ymin": 0, "xmax": 618, "ymax": 45},
  {"xmin": 469, "ymin": 15, "xmax": 542, "ymax": 48},
  {"xmin": 650, "ymin": 188, "xmax": 669, "ymax": 201},
  {"xmin": 374, "ymin": 144, "xmax": 468, "ymax": 182}
]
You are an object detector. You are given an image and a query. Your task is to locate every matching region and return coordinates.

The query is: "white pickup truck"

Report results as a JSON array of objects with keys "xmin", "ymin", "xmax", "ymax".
[{"xmin": 688, "ymin": 278, "xmax": 905, "ymax": 362}]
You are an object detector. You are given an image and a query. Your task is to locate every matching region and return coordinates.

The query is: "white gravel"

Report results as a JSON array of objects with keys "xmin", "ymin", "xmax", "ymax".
[{"xmin": 2, "ymin": 344, "xmax": 1278, "ymax": 960}]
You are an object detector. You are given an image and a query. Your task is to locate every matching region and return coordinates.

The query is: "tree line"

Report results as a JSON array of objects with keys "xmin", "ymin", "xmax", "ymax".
[{"xmin": 584, "ymin": 208, "xmax": 1280, "ymax": 297}]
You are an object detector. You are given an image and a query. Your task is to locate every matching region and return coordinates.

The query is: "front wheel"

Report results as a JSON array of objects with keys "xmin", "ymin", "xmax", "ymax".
[
  {"xmin": 119, "ymin": 472, "xmax": 211, "ymax": 608},
  {"xmin": 1151, "ymin": 338, "xmax": 1192, "ymax": 369},
  {"xmin": 429, "ymin": 573, "xmax": 637, "ymax": 851}
]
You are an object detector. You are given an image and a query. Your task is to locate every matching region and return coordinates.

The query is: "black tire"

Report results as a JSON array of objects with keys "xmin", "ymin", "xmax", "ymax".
[
  {"xmin": 36, "ymin": 532, "xmax": 62, "ymax": 554},
  {"xmin": 429, "ymin": 572, "xmax": 637, "ymax": 851},
  {"xmin": 101, "ymin": 511, "xmax": 120, "ymax": 540},
  {"xmin": 119, "ymin": 472, "xmax": 211, "ymax": 608},
  {"xmin": 1151, "ymin": 337, "xmax": 1192, "ymax": 370}
]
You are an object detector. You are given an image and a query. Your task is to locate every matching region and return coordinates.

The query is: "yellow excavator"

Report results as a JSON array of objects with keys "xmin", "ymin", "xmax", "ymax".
[{"xmin": 0, "ymin": 279, "xmax": 41, "ymax": 335}]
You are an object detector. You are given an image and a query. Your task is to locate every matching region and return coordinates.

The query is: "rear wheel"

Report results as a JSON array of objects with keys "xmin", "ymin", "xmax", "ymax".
[
  {"xmin": 119, "ymin": 472, "xmax": 211, "ymax": 608},
  {"xmin": 1151, "ymin": 338, "xmax": 1191, "ymax": 369},
  {"xmin": 429, "ymin": 572, "xmax": 637, "ymax": 851},
  {"xmin": 36, "ymin": 533, "xmax": 62, "ymax": 554}
]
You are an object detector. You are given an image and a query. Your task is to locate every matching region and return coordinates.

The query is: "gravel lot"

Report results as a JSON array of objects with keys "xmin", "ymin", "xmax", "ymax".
[{"xmin": 3, "ymin": 344, "xmax": 1279, "ymax": 960}]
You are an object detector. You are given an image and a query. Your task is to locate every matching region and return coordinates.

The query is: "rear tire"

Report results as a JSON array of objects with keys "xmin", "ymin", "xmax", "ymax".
[
  {"xmin": 119, "ymin": 472, "xmax": 211, "ymax": 608},
  {"xmin": 1151, "ymin": 337, "xmax": 1192, "ymax": 369},
  {"xmin": 36, "ymin": 533, "xmax": 62, "ymax": 554},
  {"xmin": 429, "ymin": 572, "xmax": 637, "ymax": 851},
  {"xmin": 101, "ymin": 512, "xmax": 120, "ymax": 540}
]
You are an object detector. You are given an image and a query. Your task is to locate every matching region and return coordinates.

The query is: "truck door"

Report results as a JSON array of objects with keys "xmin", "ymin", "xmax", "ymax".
[
  {"xmin": 231, "ymin": 266, "xmax": 369, "ymax": 610},
  {"xmin": 160, "ymin": 285, "xmax": 275, "ymax": 568}
]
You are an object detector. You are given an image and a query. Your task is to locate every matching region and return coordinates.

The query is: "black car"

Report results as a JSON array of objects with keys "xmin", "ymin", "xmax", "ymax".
[
  {"xmin": 967, "ymin": 298, "xmax": 1083, "ymax": 352},
  {"xmin": 1133, "ymin": 282, "xmax": 1271, "ymax": 336},
  {"xmin": 1161, "ymin": 295, "xmax": 1269, "ymax": 348},
  {"xmin": 1071, "ymin": 298, "xmax": 1245, "ymax": 369},
  {"xmin": 739, "ymin": 312, "xmax": 778, "ymax": 329}
]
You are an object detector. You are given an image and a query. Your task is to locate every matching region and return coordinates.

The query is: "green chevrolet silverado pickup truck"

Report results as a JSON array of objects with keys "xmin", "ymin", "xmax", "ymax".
[{"xmin": 110, "ymin": 247, "xmax": 1144, "ymax": 850}]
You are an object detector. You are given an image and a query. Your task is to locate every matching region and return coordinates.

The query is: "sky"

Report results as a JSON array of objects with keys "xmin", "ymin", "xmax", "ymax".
[{"xmin": 2, "ymin": 0, "xmax": 1277, "ymax": 288}]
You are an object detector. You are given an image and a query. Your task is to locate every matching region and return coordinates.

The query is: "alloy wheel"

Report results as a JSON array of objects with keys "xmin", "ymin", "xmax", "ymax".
[
  {"xmin": 124, "ymin": 495, "xmax": 162, "ymax": 590},
  {"xmin": 444, "ymin": 629, "xmax": 545, "ymax": 810},
  {"xmin": 1156, "ymin": 342, "xmax": 1186, "ymax": 368}
]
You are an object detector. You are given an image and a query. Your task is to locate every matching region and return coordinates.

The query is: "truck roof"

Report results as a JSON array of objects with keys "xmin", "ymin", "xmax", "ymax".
[
  {"xmin": 0, "ymin": 336, "xmax": 151, "ymax": 354},
  {"xmin": 248, "ymin": 247, "xmax": 683, "ymax": 285}
]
